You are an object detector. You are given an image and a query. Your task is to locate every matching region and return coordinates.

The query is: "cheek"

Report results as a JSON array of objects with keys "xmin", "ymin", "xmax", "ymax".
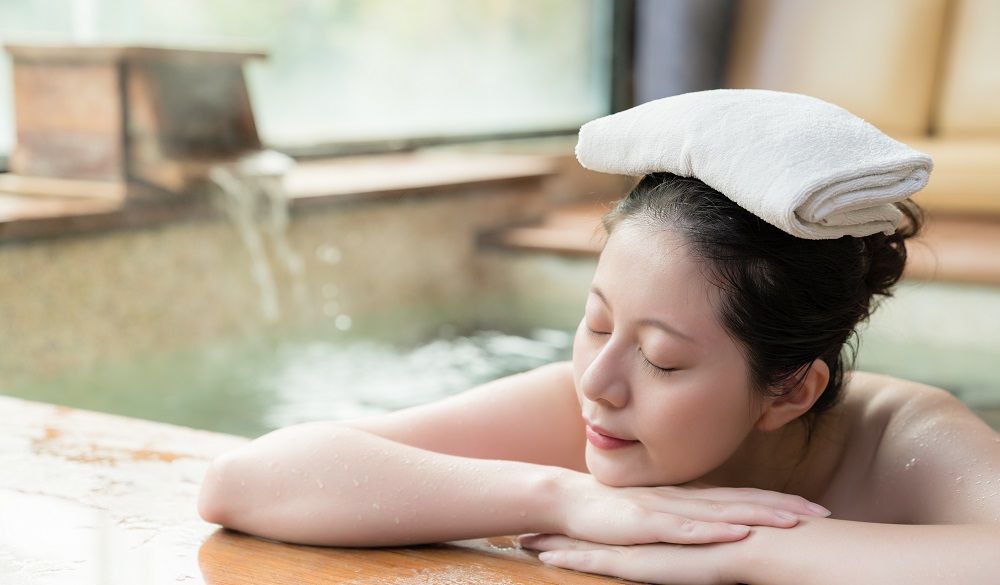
[{"xmin": 639, "ymin": 386, "xmax": 757, "ymax": 477}]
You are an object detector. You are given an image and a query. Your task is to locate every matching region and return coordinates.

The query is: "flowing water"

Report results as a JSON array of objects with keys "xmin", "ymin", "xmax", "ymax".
[{"xmin": 209, "ymin": 150, "xmax": 310, "ymax": 323}]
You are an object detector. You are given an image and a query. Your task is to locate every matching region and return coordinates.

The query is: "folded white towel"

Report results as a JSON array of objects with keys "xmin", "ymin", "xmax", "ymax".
[{"xmin": 576, "ymin": 89, "xmax": 933, "ymax": 239}]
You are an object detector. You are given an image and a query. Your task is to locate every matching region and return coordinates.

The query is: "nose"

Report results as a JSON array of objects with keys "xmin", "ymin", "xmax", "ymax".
[{"xmin": 578, "ymin": 337, "xmax": 630, "ymax": 409}]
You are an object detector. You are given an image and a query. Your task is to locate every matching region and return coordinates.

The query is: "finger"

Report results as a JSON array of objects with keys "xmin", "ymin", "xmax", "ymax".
[
  {"xmin": 538, "ymin": 548, "xmax": 615, "ymax": 570},
  {"xmin": 519, "ymin": 533, "xmax": 603, "ymax": 552},
  {"xmin": 667, "ymin": 485, "xmax": 830, "ymax": 517},
  {"xmin": 646, "ymin": 498, "xmax": 801, "ymax": 528},
  {"xmin": 537, "ymin": 548, "xmax": 649, "ymax": 583},
  {"xmin": 653, "ymin": 517, "xmax": 752, "ymax": 544}
]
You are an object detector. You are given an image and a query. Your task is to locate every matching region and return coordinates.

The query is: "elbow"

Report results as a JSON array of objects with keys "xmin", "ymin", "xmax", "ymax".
[{"xmin": 198, "ymin": 450, "xmax": 243, "ymax": 527}]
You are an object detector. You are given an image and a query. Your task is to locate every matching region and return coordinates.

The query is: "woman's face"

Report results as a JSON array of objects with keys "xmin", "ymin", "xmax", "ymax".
[{"xmin": 572, "ymin": 218, "xmax": 765, "ymax": 487}]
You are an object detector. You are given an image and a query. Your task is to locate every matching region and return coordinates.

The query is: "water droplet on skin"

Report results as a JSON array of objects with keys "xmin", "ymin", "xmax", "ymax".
[
  {"xmin": 240, "ymin": 480, "xmax": 246, "ymax": 486},
  {"xmin": 519, "ymin": 511, "xmax": 526, "ymax": 517},
  {"xmin": 316, "ymin": 479, "xmax": 324, "ymax": 489},
  {"xmin": 394, "ymin": 517, "xmax": 400, "ymax": 524},
  {"xmin": 353, "ymin": 479, "xmax": 360, "ymax": 487},
  {"xmin": 905, "ymin": 458, "xmax": 917, "ymax": 470},
  {"xmin": 372, "ymin": 503, "xmax": 381, "ymax": 511}
]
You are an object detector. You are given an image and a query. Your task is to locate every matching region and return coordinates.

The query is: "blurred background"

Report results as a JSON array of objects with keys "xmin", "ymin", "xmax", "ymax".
[
  {"xmin": 1, "ymin": 0, "xmax": 998, "ymax": 436},
  {"xmin": 0, "ymin": 0, "xmax": 615, "ymax": 156}
]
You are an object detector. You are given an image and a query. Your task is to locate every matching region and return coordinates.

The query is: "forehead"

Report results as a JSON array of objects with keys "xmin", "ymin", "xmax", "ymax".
[
  {"xmin": 594, "ymin": 219, "xmax": 724, "ymax": 329},
  {"xmin": 599, "ymin": 219, "xmax": 706, "ymax": 282}
]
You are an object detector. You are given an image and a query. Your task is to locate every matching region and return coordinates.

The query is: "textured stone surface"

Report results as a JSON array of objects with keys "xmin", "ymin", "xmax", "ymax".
[{"xmin": 0, "ymin": 180, "xmax": 554, "ymax": 386}]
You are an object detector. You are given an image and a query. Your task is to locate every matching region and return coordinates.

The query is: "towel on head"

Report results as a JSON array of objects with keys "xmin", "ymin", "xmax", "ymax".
[{"xmin": 576, "ymin": 89, "xmax": 933, "ymax": 239}]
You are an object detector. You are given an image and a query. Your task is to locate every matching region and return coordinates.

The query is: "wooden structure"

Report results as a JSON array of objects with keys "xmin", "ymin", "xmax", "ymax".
[
  {"xmin": 1, "ymin": 395, "xmax": 636, "ymax": 584},
  {"xmin": 0, "ymin": 45, "xmax": 265, "ymax": 201}
]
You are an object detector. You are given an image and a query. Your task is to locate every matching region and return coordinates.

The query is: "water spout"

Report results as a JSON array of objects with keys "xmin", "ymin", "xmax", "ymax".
[{"xmin": 209, "ymin": 150, "xmax": 309, "ymax": 324}]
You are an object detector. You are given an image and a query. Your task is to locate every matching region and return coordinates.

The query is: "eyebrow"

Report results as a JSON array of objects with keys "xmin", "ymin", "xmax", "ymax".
[{"xmin": 590, "ymin": 286, "xmax": 698, "ymax": 344}]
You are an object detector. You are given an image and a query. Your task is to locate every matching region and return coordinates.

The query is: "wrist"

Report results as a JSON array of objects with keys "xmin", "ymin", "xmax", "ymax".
[
  {"xmin": 528, "ymin": 465, "xmax": 580, "ymax": 535},
  {"xmin": 721, "ymin": 524, "xmax": 778, "ymax": 585}
]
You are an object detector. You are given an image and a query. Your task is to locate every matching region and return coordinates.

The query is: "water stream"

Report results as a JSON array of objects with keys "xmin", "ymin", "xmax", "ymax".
[{"xmin": 209, "ymin": 150, "xmax": 310, "ymax": 323}]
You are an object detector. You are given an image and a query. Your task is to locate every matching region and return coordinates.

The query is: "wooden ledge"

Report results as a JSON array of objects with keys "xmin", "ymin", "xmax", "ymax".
[
  {"xmin": 1, "ymin": 395, "xmax": 634, "ymax": 584},
  {"xmin": 0, "ymin": 152, "xmax": 558, "ymax": 242},
  {"xmin": 483, "ymin": 203, "xmax": 1000, "ymax": 286}
]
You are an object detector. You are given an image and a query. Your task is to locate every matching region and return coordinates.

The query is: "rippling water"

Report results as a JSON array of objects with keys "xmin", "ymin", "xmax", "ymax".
[{"xmin": 4, "ymin": 327, "xmax": 574, "ymax": 437}]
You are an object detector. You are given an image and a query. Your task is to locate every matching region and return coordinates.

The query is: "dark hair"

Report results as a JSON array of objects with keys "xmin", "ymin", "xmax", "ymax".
[{"xmin": 603, "ymin": 173, "xmax": 922, "ymax": 425}]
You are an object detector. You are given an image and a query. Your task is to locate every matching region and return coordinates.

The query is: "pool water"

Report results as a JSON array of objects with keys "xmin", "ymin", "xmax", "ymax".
[
  {"xmin": 5, "ymin": 281, "xmax": 999, "ymax": 436},
  {"xmin": 3, "ymin": 325, "xmax": 574, "ymax": 437},
  {"xmin": 857, "ymin": 281, "xmax": 1000, "ymax": 430}
]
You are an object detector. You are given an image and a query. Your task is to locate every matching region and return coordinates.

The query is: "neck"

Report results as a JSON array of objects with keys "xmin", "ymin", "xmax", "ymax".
[{"xmin": 700, "ymin": 417, "xmax": 843, "ymax": 500}]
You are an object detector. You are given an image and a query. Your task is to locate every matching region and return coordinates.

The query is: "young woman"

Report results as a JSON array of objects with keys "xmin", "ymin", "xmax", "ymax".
[
  {"xmin": 201, "ymin": 83, "xmax": 1000, "ymax": 583},
  {"xmin": 199, "ymin": 169, "xmax": 1000, "ymax": 584}
]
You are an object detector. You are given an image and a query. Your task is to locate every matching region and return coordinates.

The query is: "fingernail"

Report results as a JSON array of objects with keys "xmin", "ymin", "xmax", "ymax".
[
  {"xmin": 538, "ymin": 551, "xmax": 554, "ymax": 562},
  {"xmin": 806, "ymin": 502, "xmax": 831, "ymax": 517},
  {"xmin": 729, "ymin": 524, "xmax": 751, "ymax": 535},
  {"xmin": 775, "ymin": 510, "xmax": 798, "ymax": 522}
]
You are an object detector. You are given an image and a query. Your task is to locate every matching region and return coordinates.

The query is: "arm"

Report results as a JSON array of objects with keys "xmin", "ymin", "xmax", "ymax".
[
  {"xmin": 524, "ymin": 518, "xmax": 1000, "ymax": 585},
  {"xmin": 199, "ymin": 363, "xmax": 821, "ymax": 546},
  {"xmin": 736, "ymin": 518, "xmax": 1000, "ymax": 585},
  {"xmin": 199, "ymin": 421, "xmax": 566, "ymax": 546},
  {"xmin": 524, "ymin": 376, "xmax": 1000, "ymax": 584},
  {"xmin": 198, "ymin": 363, "xmax": 581, "ymax": 545}
]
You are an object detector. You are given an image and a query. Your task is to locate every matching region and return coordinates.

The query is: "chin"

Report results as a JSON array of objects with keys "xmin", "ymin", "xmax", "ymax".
[
  {"xmin": 586, "ymin": 451, "xmax": 654, "ymax": 487},
  {"xmin": 586, "ymin": 450, "xmax": 695, "ymax": 487}
]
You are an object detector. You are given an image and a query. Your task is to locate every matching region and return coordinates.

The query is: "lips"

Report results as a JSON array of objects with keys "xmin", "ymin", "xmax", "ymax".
[{"xmin": 585, "ymin": 423, "xmax": 639, "ymax": 450}]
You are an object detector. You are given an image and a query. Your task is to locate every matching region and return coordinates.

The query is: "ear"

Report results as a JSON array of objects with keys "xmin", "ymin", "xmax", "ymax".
[{"xmin": 754, "ymin": 360, "xmax": 830, "ymax": 432}]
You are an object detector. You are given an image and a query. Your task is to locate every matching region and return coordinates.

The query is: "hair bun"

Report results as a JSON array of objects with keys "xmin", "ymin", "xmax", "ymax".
[{"xmin": 861, "ymin": 200, "xmax": 922, "ymax": 303}]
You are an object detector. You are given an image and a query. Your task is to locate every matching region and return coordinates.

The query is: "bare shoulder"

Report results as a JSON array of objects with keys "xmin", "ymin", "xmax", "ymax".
[
  {"xmin": 343, "ymin": 361, "xmax": 587, "ymax": 470},
  {"xmin": 845, "ymin": 371, "xmax": 973, "ymax": 428},
  {"xmin": 843, "ymin": 371, "xmax": 1000, "ymax": 523}
]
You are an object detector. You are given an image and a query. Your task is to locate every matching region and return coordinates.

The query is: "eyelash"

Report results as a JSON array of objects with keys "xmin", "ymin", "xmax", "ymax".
[
  {"xmin": 640, "ymin": 350, "xmax": 675, "ymax": 376},
  {"xmin": 585, "ymin": 324, "xmax": 610, "ymax": 337},
  {"xmin": 585, "ymin": 324, "xmax": 676, "ymax": 375}
]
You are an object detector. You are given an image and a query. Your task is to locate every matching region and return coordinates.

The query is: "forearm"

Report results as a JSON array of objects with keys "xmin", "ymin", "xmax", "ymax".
[
  {"xmin": 198, "ymin": 422, "xmax": 564, "ymax": 546},
  {"xmin": 732, "ymin": 518, "xmax": 1000, "ymax": 585}
]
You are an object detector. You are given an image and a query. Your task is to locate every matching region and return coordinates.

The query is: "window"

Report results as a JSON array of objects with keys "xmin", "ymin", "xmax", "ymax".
[{"xmin": 0, "ymin": 0, "xmax": 614, "ymax": 157}]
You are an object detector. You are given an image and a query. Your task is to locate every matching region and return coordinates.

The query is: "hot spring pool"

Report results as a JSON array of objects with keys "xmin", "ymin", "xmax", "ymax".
[
  {"xmin": 2, "ymin": 320, "xmax": 575, "ymax": 437},
  {"xmin": 4, "ymin": 281, "xmax": 1000, "ymax": 436}
]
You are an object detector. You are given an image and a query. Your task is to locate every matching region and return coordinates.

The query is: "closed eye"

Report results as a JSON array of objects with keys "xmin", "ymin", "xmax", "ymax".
[
  {"xmin": 586, "ymin": 326, "xmax": 610, "ymax": 337},
  {"xmin": 640, "ymin": 349, "xmax": 675, "ymax": 375}
]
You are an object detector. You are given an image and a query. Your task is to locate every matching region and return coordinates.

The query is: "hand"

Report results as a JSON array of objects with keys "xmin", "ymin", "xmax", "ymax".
[
  {"xmin": 520, "ymin": 533, "xmax": 741, "ymax": 585},
  {"xmin": 549, "ymin": 472, "xmax": 829, "ymax": 546}
]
